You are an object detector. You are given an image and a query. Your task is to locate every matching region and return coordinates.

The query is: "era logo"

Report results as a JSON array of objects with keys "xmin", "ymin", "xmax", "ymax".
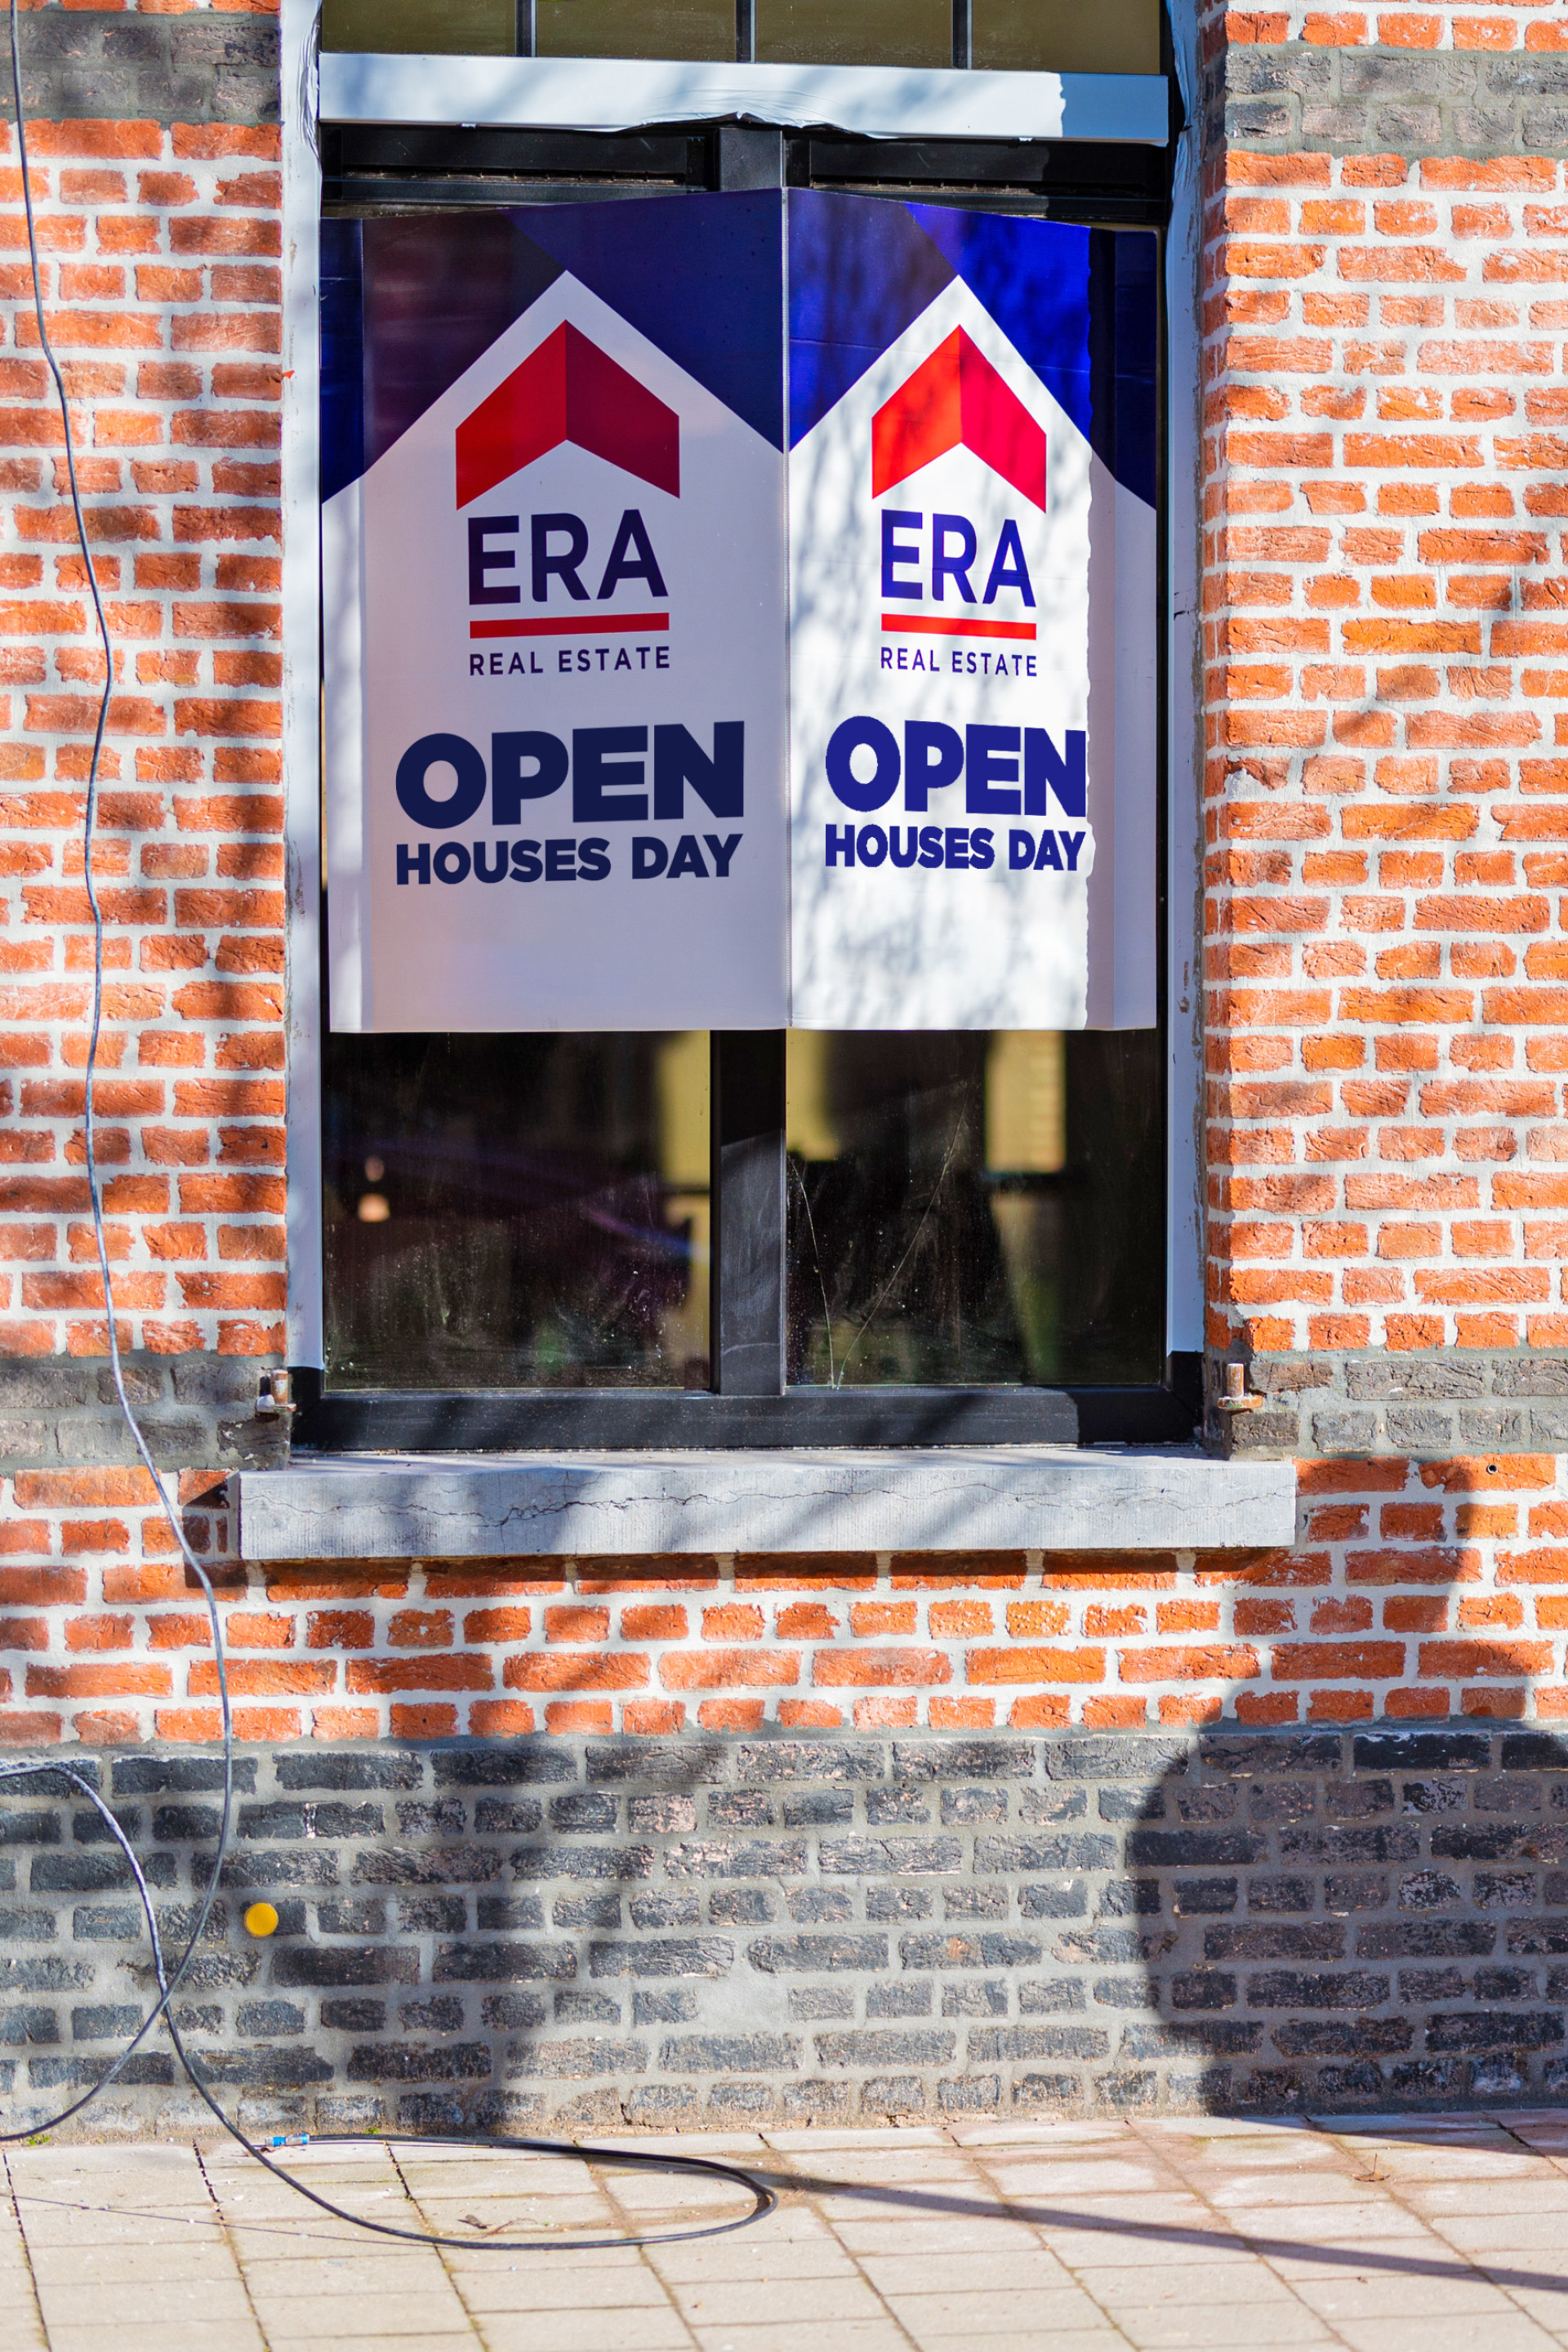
[
  {"xmin": 880, "ymin": 510, "xmax": 1034, "ymax": 609},
  {"xmin": 468, "ymin": 510, "xmax": 667, "ymax": 608},
  {"xmin": 457, "ymin": 321, "xmax": 680, "ymax": 506},
  {"xmin": 872, "ymin": 329, "xmax": 1045, "ymax": 511},
  {"xmin": 457, "ymin": 324, "xmax": 679, "ymax": 613}
]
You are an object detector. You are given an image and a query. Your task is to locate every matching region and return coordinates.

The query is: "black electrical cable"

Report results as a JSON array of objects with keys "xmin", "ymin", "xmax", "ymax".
[{"xmin": 1, "ymin": 8, "xmax": 773, "ymax": 2250}]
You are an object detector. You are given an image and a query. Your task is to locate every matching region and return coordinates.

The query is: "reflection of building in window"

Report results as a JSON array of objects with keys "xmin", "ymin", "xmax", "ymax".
[
  {"xmin": 321, "ymin": 1032, "xmax": 712, "ymax": 1390},
  {"xmin": 785, "ymin": 1029, "xmax": 1161, "ymax": 1390},
  {"xmin": 786, "ymin": 1031, "xmax": 839, "ymax": 1165},
  {"xmin": 987, "ymin": 1031, "xmax": 1068, "ymax": 1387},
  {"xmin": 985, "ymin": 1031, "xmax": 1066, "ymax": 1178},
  {"xmin": 655, "ymin": 1029, "xmax": 710, "ymax": 1383}
]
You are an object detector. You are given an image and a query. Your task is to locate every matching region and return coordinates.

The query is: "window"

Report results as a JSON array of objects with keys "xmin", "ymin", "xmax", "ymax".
[
  {"xmin": 304, "ymin": 7, "xmax": 1184, "ymax": 1450},
  {"xmin": 318, "ymin": 0, "xmax": 1164, "ymax": 72}
]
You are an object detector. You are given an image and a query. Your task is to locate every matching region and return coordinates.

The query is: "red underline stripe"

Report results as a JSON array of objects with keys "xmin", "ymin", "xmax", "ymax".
[
  {"xmin": 470, "ymin": 612, "xmax": 670, "ymax": 639},
  {"xmin": 881, "ymin": 613, "xmax": 1038, "ymax": 641}
]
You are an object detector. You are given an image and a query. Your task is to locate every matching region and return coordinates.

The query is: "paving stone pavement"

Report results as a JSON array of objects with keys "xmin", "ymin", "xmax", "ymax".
[{"xmin": 6, "ymin": 2109, "xmax": 1568, "ymax": 2350}]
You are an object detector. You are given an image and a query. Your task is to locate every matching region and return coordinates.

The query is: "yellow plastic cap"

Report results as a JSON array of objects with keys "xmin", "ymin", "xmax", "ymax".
[{"xmin": 243, "ymin": 1900, "xmax": 280, "ymax": 1938}]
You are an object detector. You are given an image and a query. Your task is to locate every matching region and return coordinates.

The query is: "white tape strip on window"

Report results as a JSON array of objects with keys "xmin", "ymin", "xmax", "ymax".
[{"xmin": 316, "ymin": 54, "xmax": 1169, "ymax": 145}]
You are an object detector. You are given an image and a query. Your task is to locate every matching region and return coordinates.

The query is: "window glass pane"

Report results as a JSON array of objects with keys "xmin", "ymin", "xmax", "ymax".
[
  {"xmin": 755, "ymin": 0, "xmax": 951, "ymax": 68},
  {"xmin": 537, "ymin": 0, "xmax": 734, "ymax": 60},
  {"xmin": 322, "ymin": 0, "xmax": 516, "ymax": 55},
  {"xmin": 323, "ymin": 1032, "xmax": 710, "ymax": 1389},
  {"xmin": 973, "ymin": 0, "xmax": 1161, "ymax": 75},
  {"xmin": 786, "ymin": 1030, "xmax": 1162, "ymax": 1388}
]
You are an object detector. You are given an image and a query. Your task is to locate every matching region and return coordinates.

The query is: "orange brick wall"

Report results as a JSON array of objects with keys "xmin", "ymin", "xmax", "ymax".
[
  {"xmin": 0, "ymin": 115, "xmax": 285, "ymax": 1363},
  {"xmin": 1203, "ymin": 13, "xmax": 1568, "ymax": 1361},
  {"xmin": 0, "ymin": 1455, "xmax": 1560, "ymax": 1745},
  {"xmin": 0, "ymin": 20, "xmax": 1565, "ymax": 1746}
]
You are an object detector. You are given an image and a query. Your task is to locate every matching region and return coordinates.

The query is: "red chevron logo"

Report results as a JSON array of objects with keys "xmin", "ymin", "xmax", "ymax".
[
  {"xmin": 872, "ymin": 328, "xmax": 1045, "ymax": 513},
  {"xmin": 456, "ymin": 321, "xmax": 680, "ymax": 509}
]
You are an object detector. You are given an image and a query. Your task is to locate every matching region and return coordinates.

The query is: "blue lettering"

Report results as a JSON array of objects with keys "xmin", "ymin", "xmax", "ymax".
[
  {"xmin": 545, "ymin": 838, "xmax": 577, "ymax": 880},
  {"xmin": 931, "ymin": 513, "xmax": 978, "ymax": 604},
  {"xmin": 434, "ymin": 842, "xmax": 470, "ymax": 884},
  {"xmin": 1009, "ymin": 829, "xmax": 1034, "ymax": 871},
  {"xmin": 597, "ymin": 508, "xmax": 667, "ymax": 599},
  {"xmin": 1024, "ymin": 728, "xmax": 1087, "ymax": 820},
  {"xmin": 396, "ymin": 733, "xmax": 486, "ymax": 831},
  {"xmin": 880, "ymin": 508, "xmax": 923, "ymax": 600},
  {"xmin": 966, "ymin": 724, "xmax": 1021, "ymax": 817},
  {"xmin": 473, "ymin": 840, "xmax": 509, "ymax": 884},
  {"xmin": 572, "ymin": 726, "xmax": 648, "ymax": 822},
  {"xmin": 633, "ymin": 836, "xmax": 668, "ymax": 879},
  {"xmin": 668, "ymin": 834, "xmax": 709, "ymax": 879},
  {"xmin": 705, "ymin": 833, "xmax": 742, "ymax": 877},
  {"xmin": 982, "ymin": 520, "xmax": 1036, "ymax": 607},
  {"xmin": 858, "ymin": 824, "xmax": 888, "ymax": 867},
  {"xmin": 654, "ymin": 722, "xmax": 744, "ymax": 820},
  {"xmin": 577, "ymin": 838, "xmax": 610, "ymax": 880},
  {"xmin": 395, "ymin": 842, "xmax": 430, "ymax": 885},
  {"xmin": 889, "ymin": 825, "xmax": 919, "ymax": 869},
  {"xmin": 826, "ymin": 716, "xmax": 900, "ymax": 813},
  {"xmin": 510, "ymin": 840, "xmax": 542, "ymax": 881},
  {"xmin": 532, "ymin": 513, "xmax": 590, "ymax": 603},
  {"xmin": 904, "ymin": 719, "xmax": 963, "ymax": 813},
  {"xmin": 917, "ymin": 825, "xmax": 944, "ymax": 869},
  {"xmin": 1035, "ymin": 831, "xmax": 1063, "ymax": 871},
  {"xmin": 945, "ymin": 827, "xmax": 970, "ymax": 869},
  {"xmin": 467, "ymin": 514, "xmax": 519, "ymax": 606},
  {"xmin": 1062, "ymin": 831, "xmax": 1086, "ymax": 871},
  {"xmin": 825, "ymin": 824, "xmax": 856, "ymax": 866},
  {"xmin": 492, "ymin": 731, "xmax": 567, "ymax": 825},
  {"xmin": 969, "ymin": 827, "xmax": 995, "ymax": 870}
]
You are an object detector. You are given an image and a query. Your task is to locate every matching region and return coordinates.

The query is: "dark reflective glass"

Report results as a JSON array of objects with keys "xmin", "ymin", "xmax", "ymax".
[
  {"xmin": 322, "ymin": 0, "xmax": 515, "ymax": 53},
  {"xmin": 786, "ymin": 1030, "xmax": 1162, "ymax": 1388},
  {"xmin": 320, "ymin": 0, "xmax": 1161, "ymax": 66},
  {"xmin": 537, "ymin": 0, "xmax": 734, "ymax": 57},
  {"xmin": 323, "ymin": 1032, "xmax": 710, "ymax": 1388},
  {"xmin": 755, "ymin": 0, "xmax": 950, "ymax": 67},
  {"xmin": 972, "ymin": 0, "xmax": 1160, "ymax": 74}
]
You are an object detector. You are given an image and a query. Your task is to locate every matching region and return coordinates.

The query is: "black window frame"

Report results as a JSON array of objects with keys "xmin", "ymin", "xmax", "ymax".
[{"xmin": 299, "ymin": 108, "xmax": 1196, "ymax": 1452}]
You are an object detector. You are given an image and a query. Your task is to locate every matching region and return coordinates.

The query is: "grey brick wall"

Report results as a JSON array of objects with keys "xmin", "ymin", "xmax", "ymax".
[
  {"xmin": 1210, "ymin": 1350, "xmax": 1568, "ymax": 1460},
  {"xmin": 1210, "ymin": 43, "xmax": 1568, "ymax": 159},
  {"xmin": 1, "ymin": 1726, "xmax": 1565, "ymax": 2138},
  {"xmin": 0, "ymin": 1356, "xmax": 286, "ymax": 1474},
  {"xmin": 0, "ymin": 7, "xmax": 279, "ymax": 127}
]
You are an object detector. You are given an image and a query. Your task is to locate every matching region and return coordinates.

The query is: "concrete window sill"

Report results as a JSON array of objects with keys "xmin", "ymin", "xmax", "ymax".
[{"xmin": 233, "ymin": 1447, "xmax": 1297, "ymax": 1562}]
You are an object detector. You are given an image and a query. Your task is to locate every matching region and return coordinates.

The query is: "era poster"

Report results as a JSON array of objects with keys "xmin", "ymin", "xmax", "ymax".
[
  {"xmin": 786, "ymin": 194, "xmax": 1159, "ymax": 1031},
  {"xmin": 321, "ymin": 194, "xmax": 1158, "ymax": 1036},
  {"xmin": 322, "ymin": 195, "xmax": 789, "ymax": 1032}
]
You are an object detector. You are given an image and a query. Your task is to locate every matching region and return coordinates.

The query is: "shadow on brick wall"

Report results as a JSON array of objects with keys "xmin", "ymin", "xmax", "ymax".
[{"xmin": 1129, "ymin": 1726, "xmax": 1568, "ymax": 2114}]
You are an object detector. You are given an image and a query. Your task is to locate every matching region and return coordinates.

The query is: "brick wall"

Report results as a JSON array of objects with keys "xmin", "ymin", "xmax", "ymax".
[
  {"xmin": 1202, "ymin": 13, "xmax": 1568, "ymax": 1448},
  {"xmin": 1, "ymin": 0, "xmax": 1567, "ymax": 2125},
  {"xmin": 0, "ymin": 15, "xmax": 287, "ymax": 1467},
  {"xmin": 0, "ymin": 1454, "xmax": 1565, "ymax": 1745},
  {"xmin": 7, "ymin": 1724, "xmax": 1568, "ymax": 2135}
]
